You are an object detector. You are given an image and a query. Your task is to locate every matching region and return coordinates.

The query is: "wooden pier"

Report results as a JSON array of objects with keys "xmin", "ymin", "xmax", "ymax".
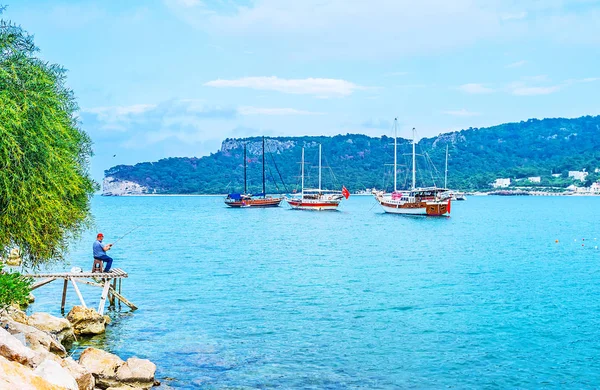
[{"xmin": 24, "ymin": 268, "xmax": 137, "ymax": 315}]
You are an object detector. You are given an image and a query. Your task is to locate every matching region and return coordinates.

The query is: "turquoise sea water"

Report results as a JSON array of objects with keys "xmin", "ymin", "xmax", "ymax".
[{"xmin": 29, "ymin": 195, "xmax": 600, "ymax": 388}]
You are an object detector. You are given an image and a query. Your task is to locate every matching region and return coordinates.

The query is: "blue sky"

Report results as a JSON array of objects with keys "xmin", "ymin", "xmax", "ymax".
[{"xmin": 6, "ymin": 0, "xmax": 600, "ymax": 182}]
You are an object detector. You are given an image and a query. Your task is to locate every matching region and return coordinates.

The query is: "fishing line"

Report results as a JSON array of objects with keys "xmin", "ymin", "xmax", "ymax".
[{"xmin": 112, "ymin": 225, "xmax": 142, "ymax": 246}]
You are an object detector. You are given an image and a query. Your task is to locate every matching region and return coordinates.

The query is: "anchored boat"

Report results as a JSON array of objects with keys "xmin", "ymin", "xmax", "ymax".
[
  {"xmin": 224, "ymin": 137, "xmax": 283, "ymax": 208},
  {"xmin": 286, "ymin": 145, "xmax": 349, "ymax": 211},
  {"xmin": 374, "ymin": 119, "xmax": 451, "ymax": 216}
]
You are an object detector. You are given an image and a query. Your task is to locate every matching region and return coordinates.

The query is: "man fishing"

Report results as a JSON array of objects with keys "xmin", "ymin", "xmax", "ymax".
[{"xmin": 93, "ymin": 233, "xmax": 113, "ymax": 272}]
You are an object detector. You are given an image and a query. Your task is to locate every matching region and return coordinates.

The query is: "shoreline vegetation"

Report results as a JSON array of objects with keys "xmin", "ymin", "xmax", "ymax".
[{"xmin": 0, "ymin": 7, "xmax": 160, "ymax": 389}]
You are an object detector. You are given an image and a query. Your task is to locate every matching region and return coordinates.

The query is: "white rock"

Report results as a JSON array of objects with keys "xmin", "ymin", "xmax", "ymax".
[
  {"xmin": 28, "ymin": 312, "xmax": 76, "ymax": 347},
  {"xmin": 79, "ymin": 347, "xmax": 124, "ymax": 388},
  {"xmin": 62, "ymin": 357, "xmax": 96, "ymax": 390},
  {"xmin": 2, "ymin": 317, "xmax": 66, "ymax": 356},
  {"xmin": 34, "ymin": 359, "xmax": 78, "ymax": 390},
  {"xmin": 103, "ymin": 177, "xmax": 148, "ymax": 196},
  {"xmin": 67, "ymin": 306, "xmax": 106, "ymax": 335},
  {"xmin": 0, "ymin": 327, "xmax": 35, "ymax": 366},
  {"xmin": 116, "ymin": 357, "xmax": 156, "ymax": 389},
  {"xmin": 0, "ymin": 354, "xmax": 63, "ymax": 390}
]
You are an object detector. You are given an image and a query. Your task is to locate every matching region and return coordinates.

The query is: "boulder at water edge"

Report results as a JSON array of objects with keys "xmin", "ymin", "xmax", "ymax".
[
  {"xmin": 67, "ymin": 306, "xmax": 106, "ymax": 335},
  {"xmin": 34, "ymin": 359, "xmax": 78, "ymax": 390},
  {"xmin": 2, "ymin": 305, "xmax": 29, "ymax": 324},
  {"xmin": 116, "ymin": 357, "xmax": 157, "ymax": 389},
  {"xmin": 61, "ymin": 356, "xmax": 96, "ymax": 390},
  {"xmin": 79, "ymin": 347, "xmax": 124, "ymax": 388},
  {"xmin": 0, "ymin": 327, "xmax": 35, "ymax": 367},
  {"xmin": 0, "ymin": 354, "xmax": 64, "ymax": 390},
  {"xmin": 1, "ymin": 317, "xmax": 67, "ymax": 356},
  {"xmin": 28, "ymin": 312, "xmax": 76, "ymax": 348}
]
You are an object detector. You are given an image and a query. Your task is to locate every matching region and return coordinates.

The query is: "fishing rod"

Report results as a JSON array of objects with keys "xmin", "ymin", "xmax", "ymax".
[{"xmin": 112, "ymin": 225, "xmax": 142, "ymax": 246}]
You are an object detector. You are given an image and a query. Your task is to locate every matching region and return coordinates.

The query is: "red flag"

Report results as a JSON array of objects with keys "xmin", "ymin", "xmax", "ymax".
[{"xmin": 342, "ymin": 186, "xmax": 350, "ymax": 199}]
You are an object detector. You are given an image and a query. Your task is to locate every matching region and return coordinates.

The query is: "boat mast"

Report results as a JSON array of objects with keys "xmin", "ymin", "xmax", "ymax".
[
  {"xmin": 319, "ymin": 144, "xmax": 322, "ymax": 192},
  {"xmin": 444, "ymin": 144, "xmax": 448, "ymax": 189},
  {"xmin": 394, "ymin": 118, "xmax": 397, "ymax": 192},
  {"xmin": 244, "ymin": 143, "xmax": 247, "ymax": 194},
  {"xmin": 412, "ymin": 127, "xmax": 416, "ymax": 190},
  {"xmin": 301, "ymin": 147, "xmax": 305, "ymax": 198},
  {"xmin": 262, "ymin": 136, "xmax": 266, "ymax": 197}
]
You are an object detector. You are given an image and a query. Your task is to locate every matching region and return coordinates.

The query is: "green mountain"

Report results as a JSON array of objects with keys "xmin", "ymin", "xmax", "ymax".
[{"xmin": 103, "ymin": 116, "xmax": 600, "ymax": 194}]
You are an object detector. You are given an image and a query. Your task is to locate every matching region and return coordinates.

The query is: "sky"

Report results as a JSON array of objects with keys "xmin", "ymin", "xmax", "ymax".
[{"xmin": 6, "ymin": 0, "xmax": 600, "ymax": 182}]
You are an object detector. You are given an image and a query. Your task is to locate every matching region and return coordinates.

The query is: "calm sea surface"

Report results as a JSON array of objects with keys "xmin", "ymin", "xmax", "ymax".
[{"xmin": 29, "ymin": 195, "xmax": 600, "ymax": 389}]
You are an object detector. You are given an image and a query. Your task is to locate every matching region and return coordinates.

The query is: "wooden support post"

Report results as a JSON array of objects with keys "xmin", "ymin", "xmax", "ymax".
[
  {"xmin": 31, "ymin": 277, "xmax": 57, "ymax": 290},
  {"xmin": 70, "ymin": 277, "xmax": 86, "ymax": 308},
  {"xmin": 109, "ymin": 279, "xmax": 117, "ymax": 307},
  {"xmin": 108, "ymin": 287, "xmax": 138, "ymax": 311},
  {"xmin": 98, "ymin": 279, "xmax": 111, "ymax": 315},
  {"xmin": 61, "ymin": 279, "xmax": 68, "ymax": 313},
  {"xmin": 118, "ymin": 279, "xmax": 122, "ymax": 309}
]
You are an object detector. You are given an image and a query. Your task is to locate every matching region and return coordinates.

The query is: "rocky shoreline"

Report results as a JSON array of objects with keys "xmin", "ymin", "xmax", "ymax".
[{"xmin": 0, "ymin": 305, "xmax": 158, "ymax": 389}]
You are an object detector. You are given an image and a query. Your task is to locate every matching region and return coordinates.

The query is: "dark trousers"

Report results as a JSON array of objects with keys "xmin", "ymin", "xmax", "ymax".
[{"xmin": 94, "ymin": 255, "xmax": 113, "ymax": 272}]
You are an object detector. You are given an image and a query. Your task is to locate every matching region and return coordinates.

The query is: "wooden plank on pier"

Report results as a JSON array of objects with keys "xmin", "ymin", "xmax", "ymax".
[
  {"xmin": 24, "ymin": 268, "xmax": 128, "ymax": 280},
  {"xmin": 23, "ymin": 268, "xmax": 136, "ymax": 312},
  {"xmin": 108, "ymin": 287, "xmax": 137, "ymax": 311},
  {"xmin": 31, "ymin": 277, "xmax": 57, "ymax": 290}
]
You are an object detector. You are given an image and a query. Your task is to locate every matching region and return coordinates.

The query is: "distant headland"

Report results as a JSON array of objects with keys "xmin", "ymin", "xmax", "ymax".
[{"xmin": 103, "ymin": 115, "xmax": 600, "ymax": 196}]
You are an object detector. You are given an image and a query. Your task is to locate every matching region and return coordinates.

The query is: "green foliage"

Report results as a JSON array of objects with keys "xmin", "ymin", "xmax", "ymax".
[
  {"xmin": 0, "ymin": 264, "xmax": 32, "ymax": 311},
  {"xmin": 105, "ymin": 117, "xmax": 600, "ymax": 194},
  {"xmin": 0, "ymin": 11, "xmax": 96, "ymax": 267}
]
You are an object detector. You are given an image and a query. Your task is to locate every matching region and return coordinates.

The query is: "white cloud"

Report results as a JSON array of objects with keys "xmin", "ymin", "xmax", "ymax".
[
  {"xmin": 82, "ymin": 104, "xmax": 157, "ymax": 130},
  {"xmin": 168, "ymin": 0, "xmax": 511, "ymax": 58},
  {"xmin": 238, "ymin": 107, "xmax": 323, "ymax": 115},
  {"xmin": 457, "ymin": 83, "xmax": 494, "ymax": 94},
  {"xmin": 565, "ymin": 77, "xmax": 600, "ymax": 84},
  {"xmin": 442, "ymin": 109, "xmax": 481, "ymax": 117},
  {"xmin": 204, "ymin": 76, "xmax": 361, "ymax": 97},
  {"xmin": 84, "ymin": 104, "xmax": 156, "ymax": 116},
  {"xmin": 506, "ymin": 60, "xmax": 527, "ymax": 68}
]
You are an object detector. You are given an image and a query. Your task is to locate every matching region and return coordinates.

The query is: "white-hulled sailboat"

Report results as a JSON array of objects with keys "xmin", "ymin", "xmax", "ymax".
[
  {"xmin": 286, "ymin": 145, "xmax": 349, "ymax": 211},
  {"xmin": 374, "ymin": 119, "xmax": 451, "ymax": 216}
]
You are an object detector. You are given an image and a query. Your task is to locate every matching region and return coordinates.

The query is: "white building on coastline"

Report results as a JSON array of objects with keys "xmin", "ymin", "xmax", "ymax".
[
  {"xmin": 568, "ymin": 171, "xmax": 588, "ymax": 181},
  {"xmin": 492, "ymin": 178, "xmax": 511, "ymax": 188}
]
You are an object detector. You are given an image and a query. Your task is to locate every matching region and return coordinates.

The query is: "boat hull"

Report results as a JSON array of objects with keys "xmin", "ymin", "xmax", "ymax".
[
  {"xmin": 375, "ymin": 196, "xmax": 450, "ymax": 216},
  {"xmin": 224, "ymin": 197, "xmax": 283, "ymax": 208},
  {"xmin": 286, "ymin": 199, "xmax": 341, "ymax": 211}
]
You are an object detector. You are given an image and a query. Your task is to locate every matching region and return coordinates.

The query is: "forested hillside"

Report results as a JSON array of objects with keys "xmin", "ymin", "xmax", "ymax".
[{"xmin": 104, "ymin": 116, "xmax": 600, "ymax": 194}]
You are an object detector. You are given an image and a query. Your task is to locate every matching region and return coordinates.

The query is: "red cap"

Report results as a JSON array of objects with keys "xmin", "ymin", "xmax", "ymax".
[{"xmin": 97, "ymin": 233, "xmax": 104, "ymax": 238}]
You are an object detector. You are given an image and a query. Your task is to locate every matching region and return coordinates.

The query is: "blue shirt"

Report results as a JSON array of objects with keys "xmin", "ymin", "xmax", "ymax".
[{"xmin": 93, "ymin": 240, "xmax": 106, "ymax": 258}]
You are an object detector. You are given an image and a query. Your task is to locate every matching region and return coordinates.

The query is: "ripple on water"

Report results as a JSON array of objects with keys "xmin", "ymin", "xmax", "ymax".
[{"xmin": 28, "ymin": 195, "xmax": 600, "ymax": 388}]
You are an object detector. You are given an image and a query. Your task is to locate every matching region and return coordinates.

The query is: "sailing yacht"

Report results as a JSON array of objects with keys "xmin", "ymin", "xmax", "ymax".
[
  {"xmin": 374, "ymin": 119, "xmax": 451, "ymax": 216},
  {"xmin": 286, "ymin": 145, "xmax": 349, "ymax": 211},
  {"xmin": 224, "ymin": 137, "xmax": 283, "ymax": 208}
]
